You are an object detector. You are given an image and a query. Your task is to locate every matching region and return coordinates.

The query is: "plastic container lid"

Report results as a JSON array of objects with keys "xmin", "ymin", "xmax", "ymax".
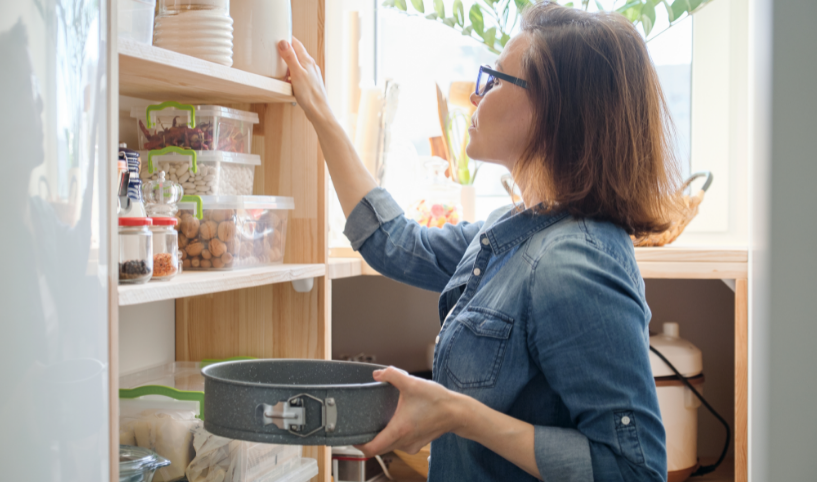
[
  {"xmin": 649, "ymin": 322, "xmax": 703, "ymax": 378},
  {"xmin": 149, "ymin": 217, "xmax": 178, "ymax": 226},
  {"xmin": 139, "ymin": 150, "xmax": 261, "ymax": 166},
  {"xmin": 178, "ymin": 195, "xmax": 295, "ymax": 211},
  {"xmin": 119, "ymin": 217, "xmax": 153, "ymax": 227},
  {"xmin": 119, "ymin": 445, "xmax": 170, "ymax": 482},
  {"xmin": 131, "ymin": 105, "xmax": 260, "ymax": 124}
]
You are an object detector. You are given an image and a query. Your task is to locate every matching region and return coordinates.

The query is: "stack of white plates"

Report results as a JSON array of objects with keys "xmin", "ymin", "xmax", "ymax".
[{"xmin": 153, "ymin": 9, "xmax": 234, "ymax": 66}]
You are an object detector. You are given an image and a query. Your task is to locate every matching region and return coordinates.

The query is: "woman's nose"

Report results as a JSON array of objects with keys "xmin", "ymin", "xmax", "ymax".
[{"xmin": 470, "ymin": 92, "xmax": 480, "ymax": 106}]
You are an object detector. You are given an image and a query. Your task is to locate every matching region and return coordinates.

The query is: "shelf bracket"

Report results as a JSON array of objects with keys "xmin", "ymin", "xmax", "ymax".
[
  {"xmin": 721, "ymin": 279, "xmax": 736, "ymax": 292},
  {"xmin": 292, "ymin": 278, "xmax": 314, "ymax": 293}
]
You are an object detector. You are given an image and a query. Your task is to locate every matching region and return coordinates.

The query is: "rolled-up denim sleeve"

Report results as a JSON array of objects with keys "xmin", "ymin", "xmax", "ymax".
[
  {"xmin": 343, "ymin": 187, "xmax": 483, "ymax": 292},
  {"xmin": 528, "ymin": 237, "xmax": 667, "ymax": 482}
]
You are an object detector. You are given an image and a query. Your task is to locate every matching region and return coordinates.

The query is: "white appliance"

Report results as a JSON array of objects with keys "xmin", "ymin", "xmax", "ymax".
[
  {"xmin": 0, "ymin": 1, "xmax": 111, "ymax": 481},
  {"xmin": 649, "ymin": 322, "xmax": 704, "ymax": 482}
]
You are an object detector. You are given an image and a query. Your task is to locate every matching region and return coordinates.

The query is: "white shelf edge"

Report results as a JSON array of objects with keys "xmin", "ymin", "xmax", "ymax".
[{"xmin": 118, "ymin": 263, "xmax": 326, "ymax": 306}]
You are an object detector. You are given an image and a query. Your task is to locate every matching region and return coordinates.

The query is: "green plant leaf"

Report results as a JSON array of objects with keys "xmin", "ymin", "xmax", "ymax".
[
  {"xmin": 670, "ymin": 0, "xmax": 690, "ymax": 19},
  {"xmin": 595, "ymin": 0, "xmax": 604, "ymax": 10},
  {"xmin": 484, "ymin": 0, "xmax": 499, "ymax": 5},
  {"xmin": 500, "ymin": 32, "xmax": 511, "ymax": 47},
  {"xmin": 641, "ymin": 0, "xmax": 655, "ymax": 35},
  {"xmin": 563, "ymin": 1, "xmax": 574, "ymax": 7},
  {"xmin": 426, "ymin": 12, "xmax": 438, "ymax": 19},
  {"xmin": 443, "ymin": 16, "xmax": 456, "ymax": 26},
  {"xmin": 382, "ymin": 0, "xmax": 396, "ymax": 7},
  {"xmin": 660, "ymin": 0, "xmax": 674, "ymax": 22},
  {"xmin": 470, "ymin": 4, "xmax": 485, "ymax": 35},
  {"xmin": 410, "ymin": 0, "xmax": 425, "ymax": 12},
  {"xmin": 616, "ymin": 0, "xmax": 642, "ymax": 13},
  {"xmin": 395, "ymin": 0, "xmax": 407, "ymax": 10},
  {"xmin": 434, "ymin": 0, "xmax": 445, "ymax": 17},
  {"xmin": 621, "ymin": 2, "xmax": 642, "ymax": 22},
  {"xmin": 454, "ymin": 0, "xmax": 465, "ymax": 26},
  {"xmin": 514, "ymin": 0, "xmax": 531, "ymax": 12},
  {"xmin": 689, "ymin": 0, "xmax": 704, "ymax": 10},
  {"xmin": 482, "ymin": 26, "xmax": 497, "ymax": 47}
]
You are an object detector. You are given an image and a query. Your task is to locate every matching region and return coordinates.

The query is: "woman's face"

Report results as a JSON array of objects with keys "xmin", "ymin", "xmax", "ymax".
[{"xmin": 466, "ymin": 34, "xmax": 534, "ymax": 172}]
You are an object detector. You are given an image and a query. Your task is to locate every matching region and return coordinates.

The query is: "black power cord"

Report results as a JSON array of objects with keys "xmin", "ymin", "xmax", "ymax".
[{"xmin": 649, "ymin": 346, "xmax": 731, "ymax": 477}]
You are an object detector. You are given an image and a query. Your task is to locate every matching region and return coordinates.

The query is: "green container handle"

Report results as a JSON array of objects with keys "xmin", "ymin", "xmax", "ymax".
[
  {"xmin": 119, "ymin": 385, "xmax": 206, "ymax": 420},
  {"xmin": 146, "ymin": 101, "xmax": 196, "ymax": 129},
  {"xmin": 148, "ymin": 146, "xmax": 197, "ymax": 174},
  {"xmin": 181, "ymin": 195, "xmax": 203, "ymax": 220}
]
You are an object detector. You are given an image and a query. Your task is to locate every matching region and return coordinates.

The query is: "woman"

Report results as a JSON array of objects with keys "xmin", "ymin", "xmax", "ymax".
[{"xmin": 278, "ymin": 2, "xmax": 677, "ymax": 481}]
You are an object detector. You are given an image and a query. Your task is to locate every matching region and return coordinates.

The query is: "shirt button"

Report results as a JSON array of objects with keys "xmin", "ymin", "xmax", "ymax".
[
  {"xmin": 435, "ymin": 335, "xmax": 440, "ymax": 344},
  {"xmin": 481, "ymin": 237, "xmax": 489, "ymax": 245},
  {"xmin": 473, "ymin": 268, "xmax": 481, "ymax": 276},
  {"xmin": 621, "ymin": 416, "xmax": 631, "ymax": 426}
]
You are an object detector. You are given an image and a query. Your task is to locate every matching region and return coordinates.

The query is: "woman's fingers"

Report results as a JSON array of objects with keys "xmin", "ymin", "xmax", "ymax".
[
  {"xmin": 354, "ymin": 419, "xmax": 405, "ymax": 457},
  {"xmin": 290, "ymin": 37, "xmax": 313, "ymax": 66},
  {"xmin": 373, "ymin": 366, "xmax": 411, "ymax": 390},
  {"xmin": 277, "ymin": 40, "xmax": 304, "ymax": 76}
]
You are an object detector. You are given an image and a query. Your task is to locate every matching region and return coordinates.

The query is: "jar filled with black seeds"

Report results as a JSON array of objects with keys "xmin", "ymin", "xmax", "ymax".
[{"xmin": 119, "ymin": 217, "xmax": 153, "ymax": 284}]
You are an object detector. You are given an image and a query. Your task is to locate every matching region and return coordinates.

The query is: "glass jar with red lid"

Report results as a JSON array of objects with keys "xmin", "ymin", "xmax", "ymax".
[
  {"xmin": 119, "ymin": 217, "xmax": 153, "ymax": 284},
  {"xmin": 149, "ymin": 217, "xmax": 180, "ymax": 280}
]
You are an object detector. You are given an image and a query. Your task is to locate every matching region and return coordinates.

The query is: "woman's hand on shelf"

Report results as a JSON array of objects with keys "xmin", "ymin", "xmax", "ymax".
[{"xmin": 278, "ymin": 38, "xmax": 332, "ymax": 125}]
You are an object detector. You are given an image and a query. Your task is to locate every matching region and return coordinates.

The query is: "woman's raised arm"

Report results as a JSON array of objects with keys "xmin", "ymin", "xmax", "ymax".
[{"xmin": 277, "ymin": 38, "xmax": 376, "ymax": 218}]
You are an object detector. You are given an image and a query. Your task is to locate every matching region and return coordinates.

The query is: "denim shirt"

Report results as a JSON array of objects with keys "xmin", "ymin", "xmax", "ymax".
[{"xmin": 344, "ymin": 188, "xmax": 667, "ymax": 482}]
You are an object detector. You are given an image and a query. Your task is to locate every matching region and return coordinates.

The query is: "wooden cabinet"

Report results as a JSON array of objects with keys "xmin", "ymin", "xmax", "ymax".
[{"xmin": 109, "ymin": 1, "xmax": 331, "ymax": 480}]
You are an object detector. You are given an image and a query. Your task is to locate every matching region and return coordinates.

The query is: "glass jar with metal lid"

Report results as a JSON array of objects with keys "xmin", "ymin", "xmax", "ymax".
[
  {"xmin": 119, "ymin": 217, "xmax": 153, "ymax": 284},
  {"xmin": 149, "ymin": 217, "xmax": 180, "ymax": 280}
]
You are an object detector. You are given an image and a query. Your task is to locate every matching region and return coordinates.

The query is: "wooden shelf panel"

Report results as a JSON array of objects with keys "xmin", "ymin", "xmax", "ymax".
[
  {"xmin": 118, "ymin": 39, "xmax": 295, "ymax": 104},
  {"xmin": 118, "ymin": 263, "xmax": 325, "ymax": 306},
  {"xmin": 329, "ymin": 246, "xmax": 748, "ymax": 280}
]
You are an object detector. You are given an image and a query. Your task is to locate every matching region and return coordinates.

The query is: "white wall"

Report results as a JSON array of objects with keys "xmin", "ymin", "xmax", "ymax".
[
  {"xmin": 749, "ymin": 0, "xmax": 817, "ymax": 479},
  {"xmin": 119, "ymin": 300, "xmax": 176, "ymax": 375}
]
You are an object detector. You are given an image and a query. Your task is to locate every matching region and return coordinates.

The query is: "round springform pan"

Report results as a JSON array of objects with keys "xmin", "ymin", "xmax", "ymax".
[{"xmin": 202, "ymin": 359, "xmax": 399, "ymax": 445}]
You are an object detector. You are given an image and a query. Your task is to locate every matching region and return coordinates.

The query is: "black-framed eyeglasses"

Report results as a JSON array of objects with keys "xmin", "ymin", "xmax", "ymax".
[{"xmin": 475, "ymin": 65, "xmax": 529, "ymax": 96}]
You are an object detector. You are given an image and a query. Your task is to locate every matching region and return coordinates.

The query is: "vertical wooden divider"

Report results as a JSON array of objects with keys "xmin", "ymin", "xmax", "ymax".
[
  {"xmin": 175, "ymin": 1, "xmax": 330, "ymax": 479},
  {"xmin": 735, "ymin": 278, "xmax": 748, "ymax": 482}
]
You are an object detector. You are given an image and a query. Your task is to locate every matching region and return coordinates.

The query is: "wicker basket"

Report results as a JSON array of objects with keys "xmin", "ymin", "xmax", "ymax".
[{"xmin": 631, "ymin": 171, "xmax": 713, "ymax": 247}]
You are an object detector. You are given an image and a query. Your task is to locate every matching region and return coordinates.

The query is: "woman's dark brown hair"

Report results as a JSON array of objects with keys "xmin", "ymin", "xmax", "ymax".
[{"xmin": 517, "ymin": 1, "xmax": 680, "ymax": 235}]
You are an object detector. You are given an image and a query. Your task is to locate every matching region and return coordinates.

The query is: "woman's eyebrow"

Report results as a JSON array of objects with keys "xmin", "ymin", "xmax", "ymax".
[{"xmin": 495, "ymin": 61, "xmax": 504, "ymax": 72}]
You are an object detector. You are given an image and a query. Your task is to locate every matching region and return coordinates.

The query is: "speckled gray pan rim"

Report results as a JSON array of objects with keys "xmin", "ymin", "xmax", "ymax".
[{"xmin": 202, "ymin": 359, "xmax": 400, "ymax": 446}]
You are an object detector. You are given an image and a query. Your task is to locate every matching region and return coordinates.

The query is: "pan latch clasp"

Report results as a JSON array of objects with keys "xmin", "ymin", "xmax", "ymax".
[{"xmin": 260, "ymin": 393, "xmax": 338, "ymax": 437}]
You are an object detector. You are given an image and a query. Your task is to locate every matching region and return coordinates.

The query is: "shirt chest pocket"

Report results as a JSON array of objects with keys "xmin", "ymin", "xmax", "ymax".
[{"xmin": 443, "ymin": 307, "xmax": 514, "ymax": 389}]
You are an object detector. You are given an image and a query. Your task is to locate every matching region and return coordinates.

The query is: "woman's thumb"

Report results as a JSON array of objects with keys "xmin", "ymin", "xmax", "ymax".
[{"xmin": 278, "ymin": 40, "xmax": 302, "ymax": 71}]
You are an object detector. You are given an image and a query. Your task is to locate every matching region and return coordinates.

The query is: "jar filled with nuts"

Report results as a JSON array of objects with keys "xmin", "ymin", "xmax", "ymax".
[
  {"xmin": 119, "ymin": 217, "xmax": 153, "ymax": 284},
  {"xmin": 149, "ymin": 217, "xmax": 180, "ymax": 280}
]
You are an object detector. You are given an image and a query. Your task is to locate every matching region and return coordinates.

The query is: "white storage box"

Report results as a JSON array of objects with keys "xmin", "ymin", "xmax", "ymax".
[
  {"xmin": 139, "ymin": 150, "xmax": 260, "ymax": 196},
  {"xmin": 177, "ymin": 195, "xmax": 294, "ymax": 270}
]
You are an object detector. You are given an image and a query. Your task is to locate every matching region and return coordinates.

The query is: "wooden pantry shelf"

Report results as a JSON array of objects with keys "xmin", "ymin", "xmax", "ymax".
[
  {"xmin": 118, "ymin": 38, "xmax": 295, "ymax": 104},
  {"xmin": 118, "ymin": 263, "xmax": 325, "ymax": 306},
  {"xmin": 328, "ymin": 246, "xmax": 748, "ymax": 280}
]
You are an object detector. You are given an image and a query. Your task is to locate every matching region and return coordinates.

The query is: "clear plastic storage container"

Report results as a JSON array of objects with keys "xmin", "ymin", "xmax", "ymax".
[
  {"xmin": 176, "ymin": 195, "xmax": 294, "ymax": 270},
  {"xmin": 131, "ymin": 103, "xmax": 259, "ymax": 154},
  {"xmin": 119, "ymin": 361, "xmax": 306, "ymax": 482},
  {"xmin": 149, "ymin": 218, "xmax": 180, "ymax": 280},
  {"xmin": 119, "ymin": 217, "xmax": 153, "ymax": 284},
  {"xmin": 119, "ymin": 445, "xmax": 171, "ymax": 482},
  {"xmin": 140, "ymin": 150, "xmax": 260, "ymax": 196},
  {"xmin": 118, "ymin": 0, "xmax": 157, "ymax": 45}
]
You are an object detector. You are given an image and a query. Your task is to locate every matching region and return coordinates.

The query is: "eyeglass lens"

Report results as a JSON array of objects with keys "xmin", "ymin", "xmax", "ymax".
[{"xmin": 477, "ymin": 68, "xmax": 495, "ymax": 96}]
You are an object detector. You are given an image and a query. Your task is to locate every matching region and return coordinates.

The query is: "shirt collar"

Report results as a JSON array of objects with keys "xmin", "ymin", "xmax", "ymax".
[{"xmin": 484, "ymin": 204, "xmax": 569, "ymax": 255}]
